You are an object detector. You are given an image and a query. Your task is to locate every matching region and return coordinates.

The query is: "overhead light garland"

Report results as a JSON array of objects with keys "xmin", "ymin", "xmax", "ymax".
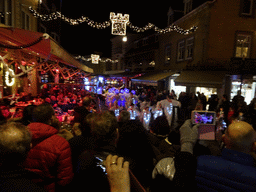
[
  {"xmin": 75, "ymin": 55, "xmax": 119, "ymax": 64},
  {"xmin": 29, "ymin": 7, "xmax": 198, "ymax": 35}
]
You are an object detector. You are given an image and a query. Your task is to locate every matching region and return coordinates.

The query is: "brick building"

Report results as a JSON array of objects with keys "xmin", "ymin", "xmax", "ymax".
[{"xmin": 157, "ymin": 0, "xmax": 256, "ymax": 103}]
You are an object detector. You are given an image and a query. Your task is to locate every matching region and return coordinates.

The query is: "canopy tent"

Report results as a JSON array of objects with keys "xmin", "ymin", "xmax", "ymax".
[
  {"xmin": 174, "ymin": 71, "xmax": 226, "ymax": 88},
  {"xmin": 0, "ymin": 26, "xmax": 93, "ymax": 74}
]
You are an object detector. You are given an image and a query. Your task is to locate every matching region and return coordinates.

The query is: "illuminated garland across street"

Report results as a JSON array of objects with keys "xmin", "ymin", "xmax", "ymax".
[
  {"xmin": 75, "ymin": 55, "xmax": 119, "ymax": 64},
  {"xmin": 29, "ymin": 7, "xmax": 198, "ymax": 35}
]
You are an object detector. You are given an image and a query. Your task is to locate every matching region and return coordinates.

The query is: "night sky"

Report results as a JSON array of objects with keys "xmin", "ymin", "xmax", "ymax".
[{"xmin": 58, "ymin": 1, "xmax": 185, "ymax": 57}]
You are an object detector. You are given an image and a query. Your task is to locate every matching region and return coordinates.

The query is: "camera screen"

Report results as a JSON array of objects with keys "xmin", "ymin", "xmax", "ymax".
[{"xmin": 192, "ymin": 111, "xmax": 216, "ymax": 125}]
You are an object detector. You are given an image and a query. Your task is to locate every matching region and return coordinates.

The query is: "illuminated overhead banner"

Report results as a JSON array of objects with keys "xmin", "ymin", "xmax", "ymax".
[
  {"xmin": 91, "ymin": 54, "xmax": 100, "ymax": 64},
  {"xmin": 110, "ymin": 12, "xmax": 129, "ymax": 36}
]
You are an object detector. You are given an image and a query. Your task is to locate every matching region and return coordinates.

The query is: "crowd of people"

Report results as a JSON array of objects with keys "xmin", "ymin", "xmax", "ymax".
[{"xmin": 0, "ymin": 85, "xmax": 255, "ymax": 191}]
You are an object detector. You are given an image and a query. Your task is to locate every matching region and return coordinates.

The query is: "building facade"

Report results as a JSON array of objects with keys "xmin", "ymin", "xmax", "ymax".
[{"xmin": 158, "ymin": 0, "xmax": 256, "ymax": 103}]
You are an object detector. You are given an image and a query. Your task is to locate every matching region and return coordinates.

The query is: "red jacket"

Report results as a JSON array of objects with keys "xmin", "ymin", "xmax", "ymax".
[{"xmin": 23, "ymin": 122, "xmax": 74, "ymax": 192}]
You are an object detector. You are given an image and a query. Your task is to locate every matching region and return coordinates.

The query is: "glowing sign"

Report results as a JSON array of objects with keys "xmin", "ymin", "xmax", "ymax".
[{"xmin": 110, "ymin": 12, "xmax": 129, "ymax": 36}]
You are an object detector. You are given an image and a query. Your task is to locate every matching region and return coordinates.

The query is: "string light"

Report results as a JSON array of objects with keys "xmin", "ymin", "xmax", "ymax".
[
  {"xmin": 5, "ymin": 68, "xmax": 15, "ymax": 86},
  {"xmin": 129, "ymin": 110, "xmax": 137, "ymax": 120},
  {"xmin": 165, "ymin": 103, "xmax": 173, "ymax": 115},
  {"xmin": 153, "ymin": 109, "xmax": 163, "ymax": 119},
  {"xmin": 75, "ymin": 55, "xmax": 119, "ymax": 63},
  {"xmin": 143, "ymin": 111, "xmax": 151, "ymax": 131},
  {"xmin": 29, "ymin": 6, "xmax": 111, "ymax": 27},
  {"xmin": 114, "ymin": 109, "xmax": 120, "ymax": 117},
  {"xmin": 29, "ymin": 7, "xmax": 198, "ymax": 35}
]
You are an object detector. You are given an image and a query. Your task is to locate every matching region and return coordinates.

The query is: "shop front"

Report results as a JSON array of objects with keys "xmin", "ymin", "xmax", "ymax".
[
  {"xmin": 174, "ymin": 70, "xmax": 226, "ymax": 99},
  {"xmin": 230, "ymin": 75, "xmax": 256, "ymax": 104}
]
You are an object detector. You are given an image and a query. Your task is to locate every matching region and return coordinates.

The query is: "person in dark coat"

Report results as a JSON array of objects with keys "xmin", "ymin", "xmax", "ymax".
[
  {"xmin": 0, "ymin": 122, "xmax": 46, "ymax": 192},
  {"xmin": 218, "ymin": 94, "xmax": 230, "ymax": 124},
  {"xmin": 71, "ymin": 111, "xmax": 119, "ymax": 192},
  {"xmin": 117, "ymin": 120, "xmax": 157, "ymax": 189},
  {"xmin": 73, "ymin": 96, "xmax": 91, "ymax": 125},
  {"xmin": 196, "ymin": 121, "xmax": 256, "ymax": 191}
]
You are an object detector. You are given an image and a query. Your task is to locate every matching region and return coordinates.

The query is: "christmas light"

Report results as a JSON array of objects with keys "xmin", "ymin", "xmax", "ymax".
[
  {"xmin": 143, "ymin": 111, "xmax": 151, "ymax": 131},
  {"xmin": 110, "ymin": 12, "xmax": 129, "ymax": 35},
  {"xmin": 165, "ymin": 103, "xmax": 173, "ymax": 115},
  {"xmin": 129, "ymin": 110, "xmax": 137, "ymax": 120},
  {"xmin": 115, "ymin": 109, "xmax": 120, "ymax": 117},
  {"xmin": 153, "ymin": 109, "xmax": 163, "ymax": 119},
  {"xmin": 91, "ymin": 54, "xmax": 100, "ymax": 64},
  {"xmin": 75, "ymin": 55, "xmax": 119, "ymax": 63},
  {"xmin": 29, "ymin": 7, "xmax": 198, "ymax": 35},
  {"xmin": 5, "ymin": 68, "xmax": 15, "ymax": 86}
]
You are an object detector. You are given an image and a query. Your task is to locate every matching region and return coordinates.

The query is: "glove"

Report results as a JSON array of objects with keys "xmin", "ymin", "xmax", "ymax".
[
  {"xmin": 152, "ymin": 157, "xmax": 175, "ymax": 181},
  {"xmin": 179, "ymin": 119, "xmax": 198, "ymax": 154}
]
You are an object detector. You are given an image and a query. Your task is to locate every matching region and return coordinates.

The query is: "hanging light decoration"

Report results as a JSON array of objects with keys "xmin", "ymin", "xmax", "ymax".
[
  {"xmin": 29, "ymin": 7, "xmax": 198, "ymax": 35},
  {"xmin": 110, "ymin": 12, "xmax": 129, "ymax": 36},
  {"xmin": 91, "ymin": 54, "xmax": 100, "ymax": 64},
  {"xmin": 5, "ymin": 68, "xmax": 15, "ymax": 86}
]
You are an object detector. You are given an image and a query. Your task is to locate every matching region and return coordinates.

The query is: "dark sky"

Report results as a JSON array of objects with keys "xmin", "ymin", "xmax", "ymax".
[{"xmin": 58, "ymin": 1, "xmax": 184, "ymax": 57}]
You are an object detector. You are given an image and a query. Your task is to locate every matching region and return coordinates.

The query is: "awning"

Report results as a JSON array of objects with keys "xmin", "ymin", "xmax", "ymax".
[
  {"xmin": 175, "ymin": 71, "xmax": 226, "ymax": 88},
  {"xmin": 132, "ymin": 71, "xmax": 175, "ymax": 86},
  {"xmin": 0, "ymin": 26, "xmax": 93, "ymax": 73}
]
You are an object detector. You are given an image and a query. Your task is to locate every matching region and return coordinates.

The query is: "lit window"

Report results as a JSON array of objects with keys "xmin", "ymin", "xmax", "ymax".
[{"xmin": 235, "ymin": 34, "xmax": 251, "ymax": 58}]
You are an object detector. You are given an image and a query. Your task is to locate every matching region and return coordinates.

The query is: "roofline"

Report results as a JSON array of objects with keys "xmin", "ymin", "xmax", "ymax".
[{"xmin": 173, "ymin": 0, "xmax": 216, "ymax": 25}]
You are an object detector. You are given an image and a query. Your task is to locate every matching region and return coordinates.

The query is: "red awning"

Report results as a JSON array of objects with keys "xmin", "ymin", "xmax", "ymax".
[
  {"xmin": 0, "ymin": 26, "xmax": 93, "ymax": 73},
  {"xmin": 0, "ymin": 26, "xmax": 50, "ymax": 57}
]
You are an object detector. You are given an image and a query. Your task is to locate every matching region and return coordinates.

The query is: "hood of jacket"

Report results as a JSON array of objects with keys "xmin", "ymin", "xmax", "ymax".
[{"xmin": 27, "ymin": 122, "xmax": 58, "ymax": 141}]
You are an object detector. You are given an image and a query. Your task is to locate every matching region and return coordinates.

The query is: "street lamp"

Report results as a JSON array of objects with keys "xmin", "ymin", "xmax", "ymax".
[{"xmin": 122, "ymin": 36, "xmax": 127, "ymax": 42}]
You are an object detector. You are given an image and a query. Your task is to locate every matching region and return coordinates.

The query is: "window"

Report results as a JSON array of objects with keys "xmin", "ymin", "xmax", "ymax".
[
  {"xmin": 184, "ymin": 0, "xmax": 193, "ymax": 15},
  {"xmin": 165, "ymin": 45, "xmax": 171, "ymax": 64},
  {"xmin": 235, "ymin": 33, "xmax": 252, "ymax": 58},
  {"xmin": 22, "ymin": 11, "xmax": 30, "ymax": 30},
  {"xmin": 185, "ymin": 37, "xmax": 194, "ymax": 60},
  {"xmin": 240, "ymin": 0, "xmax": 254, "ymax": 16},
  {"xmin": 0, "ymin": 0, "xmax": 12, "ymax": 26},
  {"xmin": 177, "ymin": 37, "xmax": 194, "ymax": 62},
  {"xmin": 177, "ymin": 40, "xmax": 185, "ymax": 61}
]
